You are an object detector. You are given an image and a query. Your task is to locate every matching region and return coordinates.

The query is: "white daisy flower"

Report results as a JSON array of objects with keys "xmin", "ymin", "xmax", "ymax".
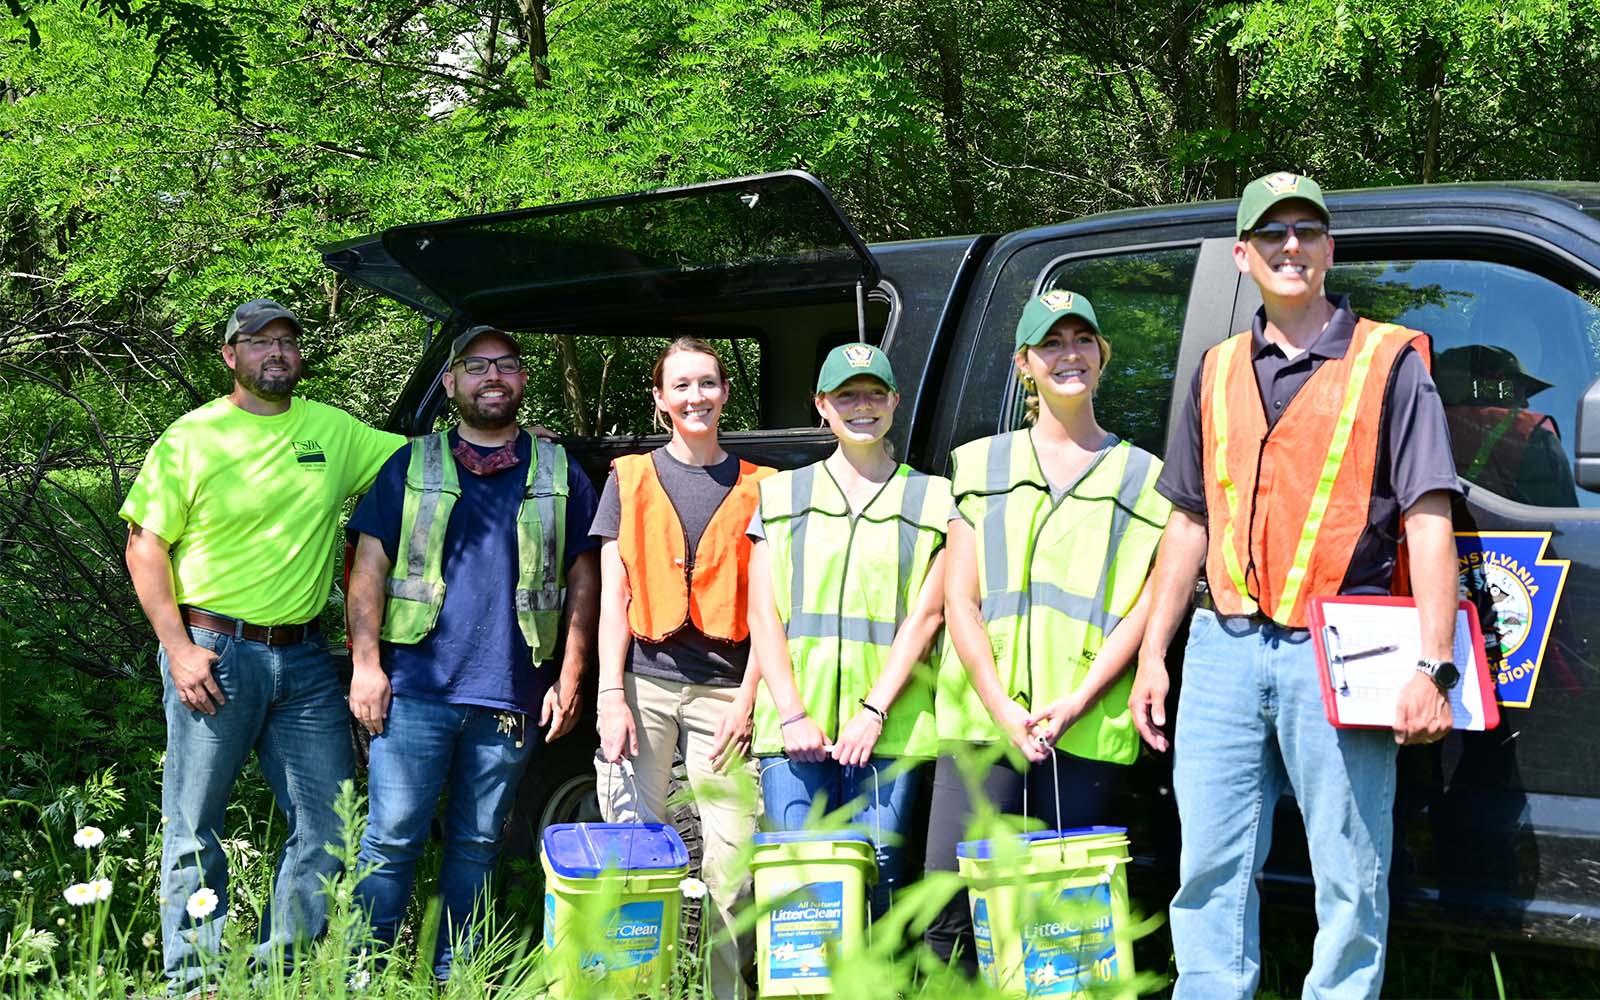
[
  {"xmin": 73, "ymin": 826, "xmax": 106, "ymax": 849},
  {"xmin": 64, "ymin": 882, "xmax": 96, "ymax": 907},
  {"xmin": 677, "ymin": 876, "xmax": 708, "ymax": 900},
  {"xmin": 185, "ymin": 887, "xmax": 219, "ymax": 920},
  {"xmin": 88, "ymin": 878, "xmax": 113, "ymax": 902}
]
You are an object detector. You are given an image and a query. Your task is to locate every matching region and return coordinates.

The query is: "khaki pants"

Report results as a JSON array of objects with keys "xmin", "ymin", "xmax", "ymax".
[{"xmin": 595, "ymin": 672, "xmax": 757, "ymax": 999}]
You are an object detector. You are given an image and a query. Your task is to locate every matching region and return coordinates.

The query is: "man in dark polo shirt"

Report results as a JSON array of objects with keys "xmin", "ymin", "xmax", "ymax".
[{"xmin": 1130, "ymin": 173, "xmax": 1460, "ymax": 999}]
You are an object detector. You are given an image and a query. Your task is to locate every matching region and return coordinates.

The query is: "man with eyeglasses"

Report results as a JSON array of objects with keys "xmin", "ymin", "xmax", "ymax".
[
  {"xmin": 120, "ymin": 298, "xmax": 406, "ymax": 992},
  {"xmin": 344, "ymin": 325, "xmax": 599, "ymax": 981},
  {"xmin": 1131, "ymin": 173, "xmax": 1461, "ymax": 998}
]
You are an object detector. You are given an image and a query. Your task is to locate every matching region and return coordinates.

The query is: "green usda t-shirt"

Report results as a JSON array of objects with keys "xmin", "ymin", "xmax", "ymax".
[{"xmin": 119, "ymin": 396, "xmax": 405, "ymax": 626}]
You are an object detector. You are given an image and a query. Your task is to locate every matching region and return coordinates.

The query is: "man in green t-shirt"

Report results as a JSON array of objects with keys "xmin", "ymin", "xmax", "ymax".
[{"xmin": 120, "ymin": 299, "xmax": 404, "ymax": 993}]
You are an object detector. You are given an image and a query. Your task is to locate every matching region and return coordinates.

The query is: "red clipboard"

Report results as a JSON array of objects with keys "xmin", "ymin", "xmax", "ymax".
[{"xmin": 1307, "ymin": 596, "xmax": 1500, "ymax": 731}]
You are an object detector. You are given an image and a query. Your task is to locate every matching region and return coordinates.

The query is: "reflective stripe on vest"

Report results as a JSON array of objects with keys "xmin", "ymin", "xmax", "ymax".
[
  {"xmin": 751, "ymin": 463, "xmax": 952, "ymax": 759},
  {"xmin": 380, "ymin": 433, "xmax": 569, "ymax": 662},
  {"xmin": 934, "ymin": 432, "xmax": 1170, "ymax": 765},
  {"xmin": 614, "ymin": 453, "xmax": 776, "ymax": 642},
  {"xmin": 1201, "ymin": 320, "xmax": 1429, "ymax": 628}
]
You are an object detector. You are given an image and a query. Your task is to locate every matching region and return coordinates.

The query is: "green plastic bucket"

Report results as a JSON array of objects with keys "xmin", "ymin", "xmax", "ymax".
[
  {"xmin": 957, "ymin": 825, "xmax": 1134, "ymax": 999},
  {"xmin": 750, "ymin": 831, "xmax": 877, "ymax": 996},
  {"xmin": 541, "ymin": 822, "xmax": 689, "ymax": 998}
]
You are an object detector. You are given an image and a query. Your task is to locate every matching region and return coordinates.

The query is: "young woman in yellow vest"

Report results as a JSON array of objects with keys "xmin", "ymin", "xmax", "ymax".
[
  {"xmin": 746, "ymin": 343, "xmax": 951, "ymax": 918},
  {"xmin": 921, "ymin": 290, "xmax": 1172, "ymax": 968},
  {"xmin": 591, "ymin": 336, "xmax": 774, "ymax": 999}
]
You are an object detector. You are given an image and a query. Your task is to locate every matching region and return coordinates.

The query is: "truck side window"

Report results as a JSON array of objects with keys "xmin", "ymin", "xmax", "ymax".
[
  {"xmin": 1026, "ymin": 248, "xmax": 1198, "ymax": 456},
  {"xmin": 1334, "ymin": 259, "xmax": 1600, "ymax": 509}
]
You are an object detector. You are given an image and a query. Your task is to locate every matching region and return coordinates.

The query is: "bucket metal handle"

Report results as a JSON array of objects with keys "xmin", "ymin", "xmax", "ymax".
[{"xmin": 1019, "ymin": 748, "xmax": 1067, "ymax": 860}]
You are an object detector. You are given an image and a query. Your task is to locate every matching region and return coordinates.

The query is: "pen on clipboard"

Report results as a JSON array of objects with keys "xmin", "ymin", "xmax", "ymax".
[{"xmin": 1322, "ymin": 625, "xmax": 1399, "ymax": 695}]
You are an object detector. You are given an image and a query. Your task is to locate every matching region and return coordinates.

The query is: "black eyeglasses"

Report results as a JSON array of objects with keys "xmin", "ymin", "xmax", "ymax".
[
  {"xmin": 1247, "ymin": 220, "xmax": 1330, "ymax": 246},
  {"xmin": 453, "ymin": 354, "xmax": 523, "ymax": 375}
]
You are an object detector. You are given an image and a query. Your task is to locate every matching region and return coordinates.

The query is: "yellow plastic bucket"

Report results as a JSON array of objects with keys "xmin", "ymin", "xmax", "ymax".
[
  {"xmin": 957, "ymin": 825, "xmax": 1134, "ymax": 999},
  {"xmin": 750, "ymin": 831, "xmax": 877, "ymax": 996},
  {"xmin": 540, "ymin": 822, "xmax": 689, "ymax": 998}
]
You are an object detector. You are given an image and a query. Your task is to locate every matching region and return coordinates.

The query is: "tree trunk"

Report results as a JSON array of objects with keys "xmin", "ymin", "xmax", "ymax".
[
  {"xmin": 1421, "ymin": 39, "xmax": 1445, "ymax": 183},
  {"xmin": 553, "ymin": 334, "xmax": 591, "ymax": 435},
  {"xmin": 930, "ymin": 15, "xmax": 975, "ymax": 230},
  {"xmin": 518, "ymin": 0, "xmax": 551, "ymax": 89},
  {"xmin": 1214, "ymin": 42, "xmax": 1239, "ymax": 198}
]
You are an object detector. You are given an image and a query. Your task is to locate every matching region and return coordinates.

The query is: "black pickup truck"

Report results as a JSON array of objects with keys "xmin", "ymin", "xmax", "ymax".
[{"xmin": 321, "ymin": 171, "xmax": 1600, "ymax": 954}]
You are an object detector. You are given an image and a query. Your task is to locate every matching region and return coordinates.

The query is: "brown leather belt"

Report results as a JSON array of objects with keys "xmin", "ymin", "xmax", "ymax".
[{"xmin": 181, "ymin": 607, "xmax": 321, "ymax": 646}]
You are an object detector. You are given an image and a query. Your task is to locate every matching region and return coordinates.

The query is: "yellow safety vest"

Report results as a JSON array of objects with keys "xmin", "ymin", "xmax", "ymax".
[
  {"xmin": 380, "ymin": 432, "xmax": 569, "ymax": 662},
  {"xmin": 934, "ymin": 432, "xmax": 1170, "ymax": 765},
  {"xmin": 752, "ymin": 462, "xmax": 952, "ymax": 759}
]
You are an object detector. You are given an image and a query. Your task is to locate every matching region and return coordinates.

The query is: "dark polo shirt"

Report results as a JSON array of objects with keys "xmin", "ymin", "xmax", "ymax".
[{"xmin": 1155, "ymin": 294, "xmax": 1461, "ymax": 595}]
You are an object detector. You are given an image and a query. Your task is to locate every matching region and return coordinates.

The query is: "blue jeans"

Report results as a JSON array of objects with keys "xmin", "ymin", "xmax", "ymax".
[
  {"xmin": 1170, "ymin": 609, "xmax": 1398, "ymax": 1000},
  {"xmin": 355, "ymin": 694, "xmax": 533, "ymax": 980},
  {"xmin": 757, "ymin": 755, "xmax": 924, "ymax": 918},
  {"xmin": 159, "ymin": 624, "xmax": 353, "ymax": 992}
]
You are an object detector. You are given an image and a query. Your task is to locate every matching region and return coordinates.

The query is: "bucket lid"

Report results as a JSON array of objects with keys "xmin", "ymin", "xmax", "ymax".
[
  {"xmin": 752, "ymin": 830, "xmax": 873, "ymax": 846},
  {"xmin": 956, "ymin": 825, "xmax": 1127, "ymax": 860},
  {"xmin": 542, "ymin": 822, "xmax": 689, "ymax": 878}
]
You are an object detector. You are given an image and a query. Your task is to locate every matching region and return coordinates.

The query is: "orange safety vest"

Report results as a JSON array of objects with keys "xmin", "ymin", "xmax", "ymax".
[
  {"xmin": 1200, "ymin": 318, "xmax": 1430, "ymax": 628},
  {"xmin": 1445, "ymin": 406, "xmax": 1554, "ymax": 495},
  {"xmin": 613, "ymin": 452, "xmax": 776, "ymax": 642}
]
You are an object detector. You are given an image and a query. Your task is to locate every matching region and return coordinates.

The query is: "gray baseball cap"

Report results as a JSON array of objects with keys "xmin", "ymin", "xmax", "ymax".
[
  {"xmin": 224, "ymin": 299, "xmax": 302, "ymax": 344},
  {"xmin": 447, "ymin": 325, "xmax": 521, "ymax": 368}
]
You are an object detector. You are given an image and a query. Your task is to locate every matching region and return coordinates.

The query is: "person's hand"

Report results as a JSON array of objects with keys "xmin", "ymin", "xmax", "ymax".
[
  {"xmin": 831, "ymin": 708, "xmax": 884, "ymax": 768},
  {"xmin": 994, "ymin": 699, "xmax": 1049, "ymax": 763},
  {"xmin": 709, "ymin": 692, "xmax": 755, "ymax": 771},
  {"xmin": 168, "ymin": 640, "xmax": 224, "ymax": 715},
  {"xmin": 1394, "ymin": 671, "xmax": 1453, "ymax": 745},
  {"xmin": 541, "ymin": 682, "xmax": 581, "ymax": 742},
  {"xmin": 527, "ymin": 424, "xmax": 557, "ymax": 441},
  {"xmin": 348, "ymin": 661, "xmax": 391, "ymax": 735},
  {"xmin": 1130, "ymin": 656, "xmax": 1171, "ymax": 752},
  {"xmin": 598, "ymin": 690, "xmax": 638, "ymax": 762},
  {"xmin": 1027, "ymin": 692, "xmax": 1087, "ymax": 752},
  {"xmin": 778, "ymin": 712, "xmax": 829, "ymax": 764}
]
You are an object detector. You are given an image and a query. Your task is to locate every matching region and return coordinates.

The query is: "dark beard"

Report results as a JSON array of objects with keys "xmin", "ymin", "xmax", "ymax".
[
  {"xmin": 457, "ymin": 388, "xmax": 521, "ymax": 430},
  {"xmin": 237, "ymin": 363, "xmax": 299, "ymax": 401}
]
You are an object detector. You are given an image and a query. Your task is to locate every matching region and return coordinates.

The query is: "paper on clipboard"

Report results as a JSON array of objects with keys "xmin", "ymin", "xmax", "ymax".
[{"xmin": 1309, "ymin": 597, "xmax": 1499, "ymax": 731}]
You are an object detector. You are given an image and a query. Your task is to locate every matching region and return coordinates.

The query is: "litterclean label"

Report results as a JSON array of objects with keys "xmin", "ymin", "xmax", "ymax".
[
  {"xmin": 971, "ymin": 895, "xmax": 997, "ymax": 986},
  {"xmin": 768, "ymin": 880, "xmax": 844, "ymax": 980},
  {"xmin": 579, "ymin": 899, "xmax": 664, "ymax": 976},
  {"xmin": 1020, "ymin": 883, "xmax": 1117, "ymax": 997}
]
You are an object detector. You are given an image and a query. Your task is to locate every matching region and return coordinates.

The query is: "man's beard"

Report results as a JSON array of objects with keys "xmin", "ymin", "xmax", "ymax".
[
  {"xmin": 457, "ymin": 385, "xmax": 521, "ymax": 430},
  {"xmin": 236, "ymin": 360, "xmax": 300, "ymax": 401}
]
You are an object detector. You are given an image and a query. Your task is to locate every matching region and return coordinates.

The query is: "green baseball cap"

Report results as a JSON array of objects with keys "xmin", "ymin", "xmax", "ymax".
[
  {"xmin": 1015, "ymin": 289, "xmax": 1101, "ymax": 352},
  {"xmin": 1236, "ymin": 171, "xmax": 1330, "ymax": 237},
  {"xmin": 816, "ymin": 342, "xmax": 898, "ymax": 393}
]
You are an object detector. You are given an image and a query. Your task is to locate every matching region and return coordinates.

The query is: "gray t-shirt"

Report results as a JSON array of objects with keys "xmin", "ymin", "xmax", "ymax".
[{"xmin": 591, "ymin": 448, "xmax": 750, "ymax": 687}]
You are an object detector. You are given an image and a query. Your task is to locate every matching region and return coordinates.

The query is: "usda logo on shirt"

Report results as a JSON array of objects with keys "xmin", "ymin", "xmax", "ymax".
[{"xmin": 293, "ymin": 438, "xmax": 326, "ymax": 469}]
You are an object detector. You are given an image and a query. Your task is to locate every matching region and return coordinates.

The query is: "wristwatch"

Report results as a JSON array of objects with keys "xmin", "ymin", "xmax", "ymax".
[{"xmin": 1416, "ymin": 658, "xmax": 1461, "ymax": 692}]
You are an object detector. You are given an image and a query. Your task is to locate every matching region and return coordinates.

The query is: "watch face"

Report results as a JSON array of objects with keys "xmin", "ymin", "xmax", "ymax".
[{"xmin": 1437, "ymin": 661, "xmax": 1461, "ymax": 689}]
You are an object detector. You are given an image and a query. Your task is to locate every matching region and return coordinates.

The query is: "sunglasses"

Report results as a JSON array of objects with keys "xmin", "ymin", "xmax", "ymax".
[
  {"xmin": 453, "ymin": 354, "xmax": 524, "ymax": 375},
  {"xmin": 1246, "ymin": 220, "xmax": 1330, "ymax": 246}
]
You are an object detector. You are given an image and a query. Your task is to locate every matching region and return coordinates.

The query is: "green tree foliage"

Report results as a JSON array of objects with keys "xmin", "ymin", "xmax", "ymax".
[{"xmin": 3, "ymin": 0, "xmax": 1600, "ymax": 681}]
